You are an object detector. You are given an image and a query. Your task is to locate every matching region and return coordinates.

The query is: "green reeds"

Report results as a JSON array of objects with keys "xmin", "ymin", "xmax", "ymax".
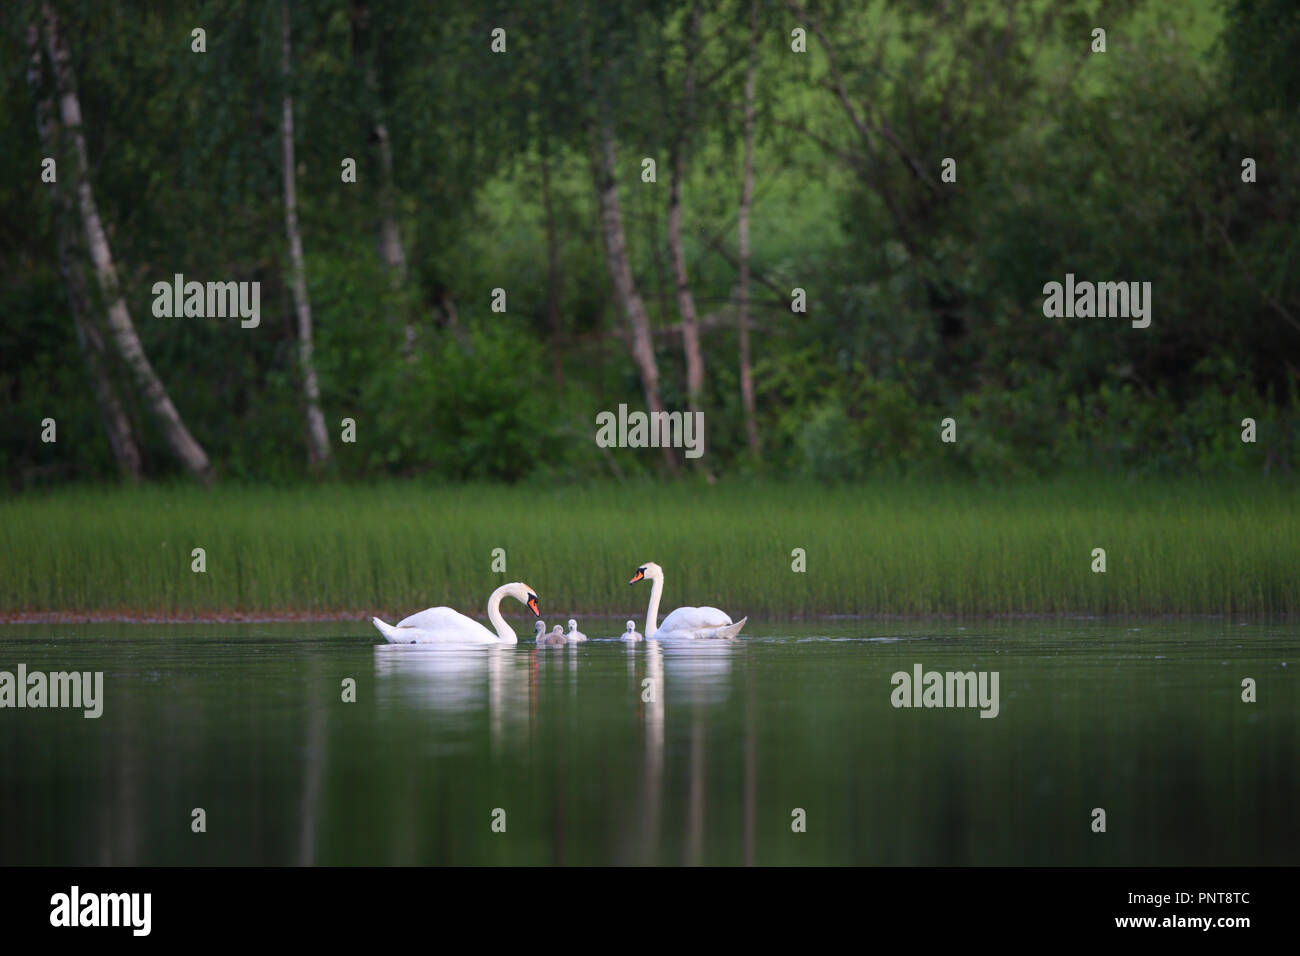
[{"xmin": 1, "ymin": 477, "xmax": 1295, "ymax": 617}]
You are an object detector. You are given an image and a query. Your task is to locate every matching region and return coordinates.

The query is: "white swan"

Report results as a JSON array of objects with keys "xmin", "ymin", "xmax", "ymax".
[
  {"xmin": 621, "ymin": 620, "xmax": 643, "ymax": 642},
  {"xmin": 538, "ymin": 625, "xmax": 567, "ymax": 647},
  {"xmin": 629, "ymin": 561, "xmax": 746, "ymax": 640},
  {"xmin": 371, "ymin": 582, "xmax": 539, "ymax": 645},
  {"xmin": 566, "ymin": 618, "xmax": 587, "ymax": 643}
]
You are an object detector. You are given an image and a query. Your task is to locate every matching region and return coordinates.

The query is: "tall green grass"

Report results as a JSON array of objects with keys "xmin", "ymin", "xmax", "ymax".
[{"xmin": 1, "ymin": 478, "xmax": 1296, "ymax": 617}]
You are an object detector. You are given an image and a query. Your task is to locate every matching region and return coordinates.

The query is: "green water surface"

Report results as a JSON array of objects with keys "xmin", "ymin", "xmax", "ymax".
[{"xmin": 0, "ymin": 618, "xmax": 1294, "ymax": 865}]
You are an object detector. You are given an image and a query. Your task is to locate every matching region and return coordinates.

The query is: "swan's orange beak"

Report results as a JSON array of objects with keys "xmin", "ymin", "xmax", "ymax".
[
  {"xmin": 527, "ymin": 595, "xmax": 540, "ymax": 616},
  {"xmin": 629, "ymin": 569, "xmax": 645, "ymax": 584}
]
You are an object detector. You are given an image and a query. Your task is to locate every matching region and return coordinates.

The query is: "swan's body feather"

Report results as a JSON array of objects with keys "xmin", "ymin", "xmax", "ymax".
[
  {"xmin": 373, "ymin": 609, "xmax": 498, "ymax": 644},
  {"xmin": 658, "ymin": 605, "xmax": 732, "ymax": 634},
  {"xmin": 656, "ymin": 614, "xmax": 747, "ymax": 640},
  {"xmin": 632, "ymin": 562, "xmax": 748, "ymax": 640},
  {"xmin": 372, "ymin": 582, "xmax": 538, "ymax": 645},
  {"xmin": 397, "ymin": 606, "xmax": 490, "ymax": 633}
]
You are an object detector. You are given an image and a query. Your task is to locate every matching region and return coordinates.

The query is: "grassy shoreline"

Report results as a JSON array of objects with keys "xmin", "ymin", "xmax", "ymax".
[
  {"xmin": 2, "ymin": 478, "xmax": 1297, "ymax": 618},
  {"xmin": 5, "ymin": 610, "xmax": 1291, "ymax": 625}
]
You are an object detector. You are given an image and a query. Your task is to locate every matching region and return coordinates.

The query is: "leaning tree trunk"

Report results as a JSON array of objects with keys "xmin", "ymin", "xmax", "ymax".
[
  {"xmin": 590, "ymin": 110, "xmax": 680, "ymax": 476},
  {"xmin": 736, "ymin": 0, "xmax": 762, "ymax": 461},
  {"xmin": 42, "ymin": 1, "xmax": 211, "ymax": 482},
  {"xmin": 281, "ymin": 1, "xmax": 332, "ymax": 470},
  {"xmin": 26, "ymin": 19, "xmax": 142, "ymax": 481}
]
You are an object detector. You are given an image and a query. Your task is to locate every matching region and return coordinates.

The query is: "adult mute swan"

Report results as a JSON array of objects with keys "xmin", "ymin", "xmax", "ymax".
[
  {"xmin": 566, "ymin": 619, "xmax": 587, "ymax": 642},
  {"xmin": 629, "ymin": 562, "xmax": 746, "ymax": 640},
  {"xmin": 372, "ymin": 582, "xmax": 539, "ymax": 645}
]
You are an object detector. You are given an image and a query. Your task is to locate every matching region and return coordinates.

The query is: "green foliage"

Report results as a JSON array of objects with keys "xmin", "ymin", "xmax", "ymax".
[
  {"xmin": 372, "ymin": 320, "xmax": 563, "ymax": 481},
  {"xmin": 1, "ymin": 0, "xmax": 1298, "ymax": 488},
  {"xmin": 1222, "ymin": 0, "xmax": 1300, "ymax": 111}
]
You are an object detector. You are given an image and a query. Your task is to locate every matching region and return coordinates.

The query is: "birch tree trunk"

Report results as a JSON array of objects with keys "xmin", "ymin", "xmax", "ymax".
[
  {"xmin": 281, "ymin": 1, "xmax": 332, "ymax": 470},
  {"xmin": 539, "ymin": 147, "xmax": 566, "ymax": 386},
  {"xmin": 373, "ymin": 126, "xmax": 407, "ymax": 288},
  {"xmin": 27, "ymin": 19, "xmax": 142, "ymax": 481},
  {"xmin": 668, "ymin": 0, "xmax": 706, "ymax": 421},
  {"xmin": 61, "ymin": 245, "xmax": 145, "ymax": 481},
  {"xmin": 737, "ymin": 0, "xmax": 762, "ymax": 461},
  {"xmin": 41, "ymin": 1, "xmax": 211, "ymax": 482},
  {"xmin": 590, "ymin": 109, "xmax": 679, "ymax": 475},
  {"xmin": 669, "ymin": 159, "xmax": 704, "ymax": 409},
  {"xmin": 349, "ymin": 0, "xmax": 413, "ymax": 356}
]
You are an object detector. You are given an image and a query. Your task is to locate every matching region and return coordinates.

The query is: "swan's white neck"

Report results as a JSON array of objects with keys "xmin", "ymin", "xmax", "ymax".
[
  {"xmin": 644, "ymin": 568, "xmax": 664, "ymax": 638},
  {"xmin": 486, "ymin": 585, "xmax": 518, "ymax": 644}
]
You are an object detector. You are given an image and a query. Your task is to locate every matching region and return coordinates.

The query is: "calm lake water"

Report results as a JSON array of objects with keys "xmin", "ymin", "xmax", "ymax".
[{"xmin": 0, "ymin": 618, "xmax": 1294, "ymax": 865}]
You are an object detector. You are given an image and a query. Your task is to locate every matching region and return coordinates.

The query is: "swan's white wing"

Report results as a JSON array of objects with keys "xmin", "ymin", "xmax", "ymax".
[
  {"xmin": 388, "ymin": 606, "xmax": 496, "ymax": 643},
  {"xmin": 397, "ymin": 606, "xmax": 471, "ymax": 629},
  {"xmin": 658, "ymin": 605, "xmax": 733, "ymax": 634}
]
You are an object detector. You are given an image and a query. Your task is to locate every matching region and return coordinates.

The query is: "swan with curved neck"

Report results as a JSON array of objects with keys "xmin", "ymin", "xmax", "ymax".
[
  {"xmin": 372, "ymin": 582, "xmax": 539, "ymax": 644},
  {"xmin": 629, "ymin": 562, "xmax": 747, "ymax": 640}
]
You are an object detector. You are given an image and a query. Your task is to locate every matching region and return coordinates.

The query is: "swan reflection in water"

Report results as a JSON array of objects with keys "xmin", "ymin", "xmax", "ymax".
[
  {"xmin": 660, "ymin": 638, "xmax": 739, "ymax": 705},
  {"xmin": 620, "ymin": 637, "xmax": 746, "ymax": 862},
  {"xmin": 373, "ymin": 643, "xmax": 531, "ymax": 749},
  {"xmin": 371, "ymin": 638, "xmax": 589, "ymax": 749},
  {"xmin": 374, "ymin": 630, "xmax": 753, "ymax": 863}
]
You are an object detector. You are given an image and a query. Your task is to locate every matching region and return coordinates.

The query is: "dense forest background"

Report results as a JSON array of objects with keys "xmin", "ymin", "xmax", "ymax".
[{"xmin": 2, "ymin": 0, "xmax": 1298, "ymax": 488}]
